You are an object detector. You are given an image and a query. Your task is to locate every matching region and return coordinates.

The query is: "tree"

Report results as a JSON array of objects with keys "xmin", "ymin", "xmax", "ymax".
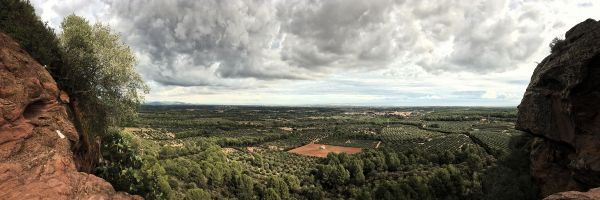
[
  {"xmin": 284, "ymin": 174, "xmax": 301, "ymax": 192},
  {"xmin": 338, "ymin": 152, "xmax": 351, "ymax": 165},
  {"xmin": 185, "ymin": 188, "xmax": 211, "ymax": 200},
  {"xmin": 355, "ymin": 187, "xmax": 372, "ymax": 200},
  {"xmin": 94, "ymin": 128, "xmax": 173, "ymax": 199},
  {"xmin": 440, "ymin": 150, "xmax": 456, "ymax": 164},
  {"xmin": 326, "ymin": 153, "xmax": 340, "ymax": 164},
  {"xmin": 267, "ymin": 176, "xmax": 289, "ymax": 199},
  {"xmin": 263, "ymin": 188, "xmax": 281, "ymax": 200},
  {"xmin": 317, "ymin": 163, "xmax": 351, "ymax": 188},
  {"xmin": 58, "ymin": 14, "xmax": 148, "ymax": 170},
  {"xmin": 233, "ymin": 174, "xmax": 255, "ymax": 199},
  {"xmin": 59, "ymin": 14, "xmax": 149, "ymax": 126},
  {"xmin": 144, "ymin": 162, "xmax": 174, "ymax": 200},
  {"xmin": 348, "ymin": 160, "xmax": 365, "ymax": 184},
  {"xmin": 385, "ymin": 152, "xmax": 401, "ymax": 171},
  {"xmin": 430, "ymin": 168, "xmax": 452, "ymax": 199},
  {"xmin": 407, "ymin": 176, "xmax": 431, "ymax": 200}
]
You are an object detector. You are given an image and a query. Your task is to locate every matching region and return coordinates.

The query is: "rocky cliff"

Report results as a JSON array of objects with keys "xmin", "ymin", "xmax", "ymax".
[
  {"xmin": 0, "ymin": 33, "xmax": 140, "ymax": 199},
  {"xmin": 516, "ymin": 19, "xmax": 600, "ymax": 198}
]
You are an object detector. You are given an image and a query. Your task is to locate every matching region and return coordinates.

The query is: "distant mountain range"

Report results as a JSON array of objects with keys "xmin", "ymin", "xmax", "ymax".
[{"xmin": 144, "ymin": 101, "xmax": 193, "ymax": 105}]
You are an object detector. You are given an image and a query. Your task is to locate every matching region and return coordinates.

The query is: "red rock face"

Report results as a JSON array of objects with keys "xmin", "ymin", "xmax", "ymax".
[
  {"xmin": 0, "ymin": 33, "xmax": 141, "ymax": 199},
  {"xmin": 516, "ymin": 19, "xmax": 600, "ymax": 198}
]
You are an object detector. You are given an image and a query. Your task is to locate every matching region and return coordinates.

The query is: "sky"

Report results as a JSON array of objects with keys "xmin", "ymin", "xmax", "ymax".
[{"xmin": 31, "ymin": 0, "xmax": 599, "ymax": 106}]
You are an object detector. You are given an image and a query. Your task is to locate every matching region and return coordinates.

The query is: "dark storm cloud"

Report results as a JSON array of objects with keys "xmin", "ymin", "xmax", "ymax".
[
  {"xmin": 277, "ymin": 0, "xmax": 402, "ymax": 69},
  {"xmin": 103, "ymin": 0, "xmax": 310, "ymax": 86},
  {"xmin": 93, "ymin": 0, "xmax": 548, "ymax": 86}
]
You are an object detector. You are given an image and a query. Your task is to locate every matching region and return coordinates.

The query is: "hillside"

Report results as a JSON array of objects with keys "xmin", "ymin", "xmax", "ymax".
[{"xmin": 0, "ymin": 32, "xmax": 139, "ymax": 199}]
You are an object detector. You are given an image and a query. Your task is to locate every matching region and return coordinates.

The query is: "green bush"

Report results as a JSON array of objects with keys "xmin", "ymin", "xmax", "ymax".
[
  {"xmin": 95, "ymin": 128, "xmax": 173, "ymax": 199},
  {"xmin": 263, "ymin": 188, "xmax": 281, "ymax": 200},
  {"xmin": 185, "ymin": 188, "xmax": 211, "ymax": 200}
]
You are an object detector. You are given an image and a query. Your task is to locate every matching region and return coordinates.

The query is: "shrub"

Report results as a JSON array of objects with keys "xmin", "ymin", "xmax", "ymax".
[
  {"xmin": 263, "ymin": 188, "xmax": 281, "ymax": 200},
  {"xmin": 95, "ymin": 128, "xmax": 172, "ymax": 199},
  {"xmin": 185, "ymin": 188, "xmax": 211, "ymax": 200},
  {"xmin": 549, "ymin": 37, "xmax": 566, "ymax": 53}
]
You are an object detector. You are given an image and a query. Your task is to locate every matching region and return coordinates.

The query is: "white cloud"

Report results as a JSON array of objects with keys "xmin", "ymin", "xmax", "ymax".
[
  {"xmin": 481, "ymin": 90, "xmax": 498, "ymax": 99},
  {"xmin": 29, "ymin": 0, "xmax": 600, "ymax": 106}
]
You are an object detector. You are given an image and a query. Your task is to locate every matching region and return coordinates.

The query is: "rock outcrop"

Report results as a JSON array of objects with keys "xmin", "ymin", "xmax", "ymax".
[
  {"xmin": 0, "ymin": 33, "xmax": 141, "ymax": 199},
  {"xmin": 516, "ymin": 19, "xmax": 600, "ymax": 198},
  {"xmin": 544, "ymin": 188, "xmax": 600, "ymax": 200}
]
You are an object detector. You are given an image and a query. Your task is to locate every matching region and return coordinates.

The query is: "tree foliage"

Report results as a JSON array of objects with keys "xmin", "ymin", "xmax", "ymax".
[
  {"xmin": 263, "ymin": 188, "xmax": 281, "ymax": 200},
  {"xmin": 59, "ymin": 14, "xmax": 148, "ymax": 127},
  {"xmin": 1, "ymin": 2, "xmax": 148, "ymax": 130},
  {"xmin": 185, "ymin": 188, "xmax": 211, "ymax": 200},
  {"xmin": 95, "ymin": 128, "xmax": 173, "ymax": 199}
]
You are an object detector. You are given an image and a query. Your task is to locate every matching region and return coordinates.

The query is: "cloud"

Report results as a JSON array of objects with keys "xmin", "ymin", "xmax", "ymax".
[
  {"xmin": 577, "ymin": 2, "xmax": 593, "ymax": 8},
  {"xmin": 407, "ymin": 0, "xmax": 548, "ymax": 73},
  {"xmin": 93, "ymin": 0, "xmax": 556, "ymax": 87},
  {"xmin": 37, "ymin": 0, "xmax": 594, "ymax": 85},
  {"xmin": 481, "ymin": 90, "xmax": 498, "ymax": 99},
  {"xmin": 28, "ymin": 0, "xmax": 600, "ymax": 106},
  {"xmin": 103, "ymin": 0, "xmax": 318, "ymax": 87},
  {"xmin": 277, "ymin": 0, "xmax": 402, "ymax": 69}
]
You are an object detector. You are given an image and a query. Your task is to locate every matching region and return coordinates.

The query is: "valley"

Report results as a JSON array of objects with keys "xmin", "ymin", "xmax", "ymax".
[{"xmin": 97, "ymin": 106, "xmax": 535, "ymax": 199}]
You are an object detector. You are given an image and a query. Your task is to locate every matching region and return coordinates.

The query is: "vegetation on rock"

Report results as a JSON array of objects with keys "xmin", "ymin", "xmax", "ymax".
[
  {"xmin": 58, "ymin": 14, "xmax": 148, "ymax": 134},
  {"xmin": 549, "ymin": 37, "xmax": 566, "ymax": 53},
  {"xmin": 0, "ymin": 0, "xmax": 63, "ymax": 72},
  {"xmin": 1, "ymin": 0, "xmax": 148, "ymax": 171}
]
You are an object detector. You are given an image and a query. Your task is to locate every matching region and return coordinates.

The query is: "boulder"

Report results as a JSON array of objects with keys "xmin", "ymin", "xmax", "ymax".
[
  {"xmin": 0, "ymin": 32, "xmax": 141, "ymax": 199},
  {"xmin": 516, "ymin": 18, "xmax": 600, "ymax": 197}
]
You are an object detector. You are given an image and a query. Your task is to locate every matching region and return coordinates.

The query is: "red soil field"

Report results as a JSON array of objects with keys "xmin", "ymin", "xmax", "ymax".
[{"xmin": 288, "ymin": 143, "xmax": 362, "ymax": 158}]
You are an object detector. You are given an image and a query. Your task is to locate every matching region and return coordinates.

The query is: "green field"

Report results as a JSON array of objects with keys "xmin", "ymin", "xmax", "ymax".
[{"xmin": 97, "ymin": 106, "xmax": 536, "ymax": 199}]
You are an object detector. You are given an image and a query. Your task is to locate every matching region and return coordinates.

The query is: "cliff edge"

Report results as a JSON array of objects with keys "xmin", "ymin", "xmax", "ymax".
[
  {"xmin": 516, "ymin": 19, "xmax": 600, "ymax": 198},
  {"xmin": 0, "ymin": 33, "xmax": 140, "ymax": 199}
]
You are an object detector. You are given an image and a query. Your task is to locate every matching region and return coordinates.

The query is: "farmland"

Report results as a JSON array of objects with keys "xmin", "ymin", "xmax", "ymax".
[
  {"xmin": 288, "ymin": 144, "xmax": 362, "ymax": 158},
  {"xmin": 96, "ymin": 106, "xmax": 537, "ymax": 199}
]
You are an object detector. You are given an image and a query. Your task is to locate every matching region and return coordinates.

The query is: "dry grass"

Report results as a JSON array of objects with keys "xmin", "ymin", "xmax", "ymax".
[
  {"xmin": 288, "ymin": 143, "xmax": 361, "ymax": 158},
  {"xmin": 222, "ymin": 148, "xmax": 238, "ymax": 154}
]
